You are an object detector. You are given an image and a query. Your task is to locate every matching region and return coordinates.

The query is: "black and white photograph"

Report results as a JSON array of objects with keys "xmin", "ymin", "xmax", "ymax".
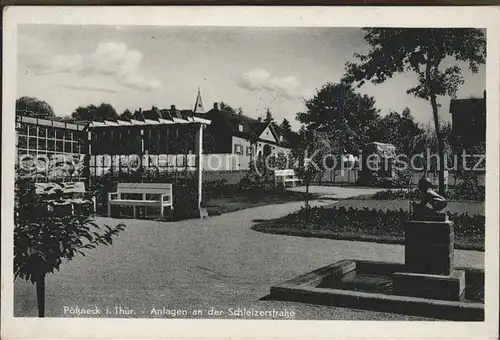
[{"xmin": 2, "ymin": 6, "xmax": 499, "ymax": 340}]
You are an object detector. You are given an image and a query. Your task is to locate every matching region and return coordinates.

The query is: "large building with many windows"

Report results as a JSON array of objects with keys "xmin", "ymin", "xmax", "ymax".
[{"xmin": 15, "ymin": 115, "xmax": 88, "ymax": 181}]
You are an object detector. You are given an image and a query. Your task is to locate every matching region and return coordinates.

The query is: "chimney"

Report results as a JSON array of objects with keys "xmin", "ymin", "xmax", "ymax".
[
  {"xmin": 139, "ymin": 108, "xmax": 142, "ymax": 113},
  {"xmin": 171, "ymin": 105, "xmax": 176, "ymax": 111},
  {"xmin": 257, "ymin": 117, "xmax": 262, "ymax": 122},
  {"xmin": 213, "ymin": 102, "xmax": 220, "ymax": 110}
]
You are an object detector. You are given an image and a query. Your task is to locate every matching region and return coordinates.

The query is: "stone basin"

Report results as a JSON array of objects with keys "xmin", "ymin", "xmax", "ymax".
[{"xmin": 269, "ymin": 259, "xmax": 484, "ymax": 321}]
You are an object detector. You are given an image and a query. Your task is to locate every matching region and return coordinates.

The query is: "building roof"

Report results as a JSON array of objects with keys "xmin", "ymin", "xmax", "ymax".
[
  {"xmin": 449, "ymin": 96, "xmax": 486, "ymax": 115},
  {"xmin": 198, "ymin": 106, "xmax": 286, "ymax": 146},
  {"xmin": 193, "ymin": 89, "xmax": 205, "ymax": 113},
  {"xmin": 16, "ymin": 115, "xmax": 87, "ymax": 131}
]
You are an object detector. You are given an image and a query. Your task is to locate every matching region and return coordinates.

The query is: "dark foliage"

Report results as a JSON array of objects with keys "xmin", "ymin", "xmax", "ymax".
[
  {"xmin": 91, "ymin": 172, "xmax": 204, "ymax": 220},
  {"xmin": 71, "ymin": 103, "xmax": 119, "ymax": 121},
  {"xmin": 278, "ymin": 206, "xmax": 484, "ymax": 246},
  {"xmin": 296, "ymin": 82, "xmax": 381, "ymax": 154},
  {"xmin": 14, "ymin": 178, "xmax": 126, "ymax": 284},
  {"xmin": 16, "ymin": 97, "xmax": 55, "ymax": 118},
  {"xmin": 344, "ymin": 28, "xmax": 486, "ymax": 195},
  {"xmin": 372, "ymin": 189, "xmax": 418, "ymax": 200}
]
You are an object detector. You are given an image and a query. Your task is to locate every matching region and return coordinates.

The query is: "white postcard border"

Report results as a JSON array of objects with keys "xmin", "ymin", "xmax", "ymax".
[{"xmin": 2, "ymin": 6, "xmax": 499, "ymax": 340}]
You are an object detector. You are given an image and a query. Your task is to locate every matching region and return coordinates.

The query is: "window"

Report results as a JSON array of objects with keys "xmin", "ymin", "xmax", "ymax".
[
  {"xmin": 38, "ymin": 127, "xmax": 47, "ymax": 137},
  {"xmin": 47, "ymin": 127, "xmax": 55, "ymax": 138},
  {"xmin": 65, "ymin": 130, "xmax": 73, "ymax": 140},
  {"xmin": 38, "ymin": 138, "xmax": 46, "ymax": 150},
  {"xmin": 28, "ymin": 137, "xmax": 37, "ymax": 149},
  {"xmin": 64, "ymin": 141, "xmax": 72, "ymax": 153},
  {"xmin": 18, "ymin": 136, "xmax": 27, "ymax": 149},
  {"xmin": 28, "ymin": 125, "xmax": 37, "ymax": 136},
  {"xmin": 56, "ymin": 141, "xmax": 63, "ymax": 152},
  {"xmin": 47, "ymin": 140, "xmax": 55, "ymax": 151},
  {"xmin": 234, "ymin": 144, "xmax": 243, "ymax": 155},
  {"xmin": 55, "ymin": 128, "xmax": 65, "ymax": 140},
  {"xmin": 19, "ymin": 123, "xmax": 28, "ymax": 135},
  {"xmin": 246, "ymin": 146, "xmax": 253, "ymax": 156}
]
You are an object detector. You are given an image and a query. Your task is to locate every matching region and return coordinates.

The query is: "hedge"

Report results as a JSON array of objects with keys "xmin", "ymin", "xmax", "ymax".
[{"xmin": 254, "ymin": 206, "xmax": 485, "ymax": 251}]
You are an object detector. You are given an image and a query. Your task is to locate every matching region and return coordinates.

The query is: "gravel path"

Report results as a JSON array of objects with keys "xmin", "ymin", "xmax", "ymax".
[{"xmin": 14, "ymin": 186, "xmax": 484, "ymax": 320}]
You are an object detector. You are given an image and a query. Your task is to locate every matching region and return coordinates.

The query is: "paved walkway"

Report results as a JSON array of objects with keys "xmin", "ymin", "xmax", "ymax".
[{"xmin": 14, "ymin": 186, "xmax": 484, "ymax": 320}]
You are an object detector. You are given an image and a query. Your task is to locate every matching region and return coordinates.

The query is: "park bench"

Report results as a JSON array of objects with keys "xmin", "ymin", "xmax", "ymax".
[
  {"xmin": 274, "ymin": 169, "xmax": 301, "ymax": 188},
  {"xmin": 107, "ymin": 183, "xmax": 173, "ymax": 219},
  {"xmin": 35, "ymin": 181, "xmax": 96, "ymax": 215}
]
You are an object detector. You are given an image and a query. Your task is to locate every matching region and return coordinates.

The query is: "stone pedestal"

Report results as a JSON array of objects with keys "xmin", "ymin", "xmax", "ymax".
[
  {"xmin": 392, "ymin": 213, "xmax": 465, "ymax": 301},
  {"xmin": 404, "ymin": 215, "xmax": 454, "ymax": 275}
]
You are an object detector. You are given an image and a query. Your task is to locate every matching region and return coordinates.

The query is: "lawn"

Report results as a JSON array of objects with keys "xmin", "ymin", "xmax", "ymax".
[
  {"xmin": 331, "ymin": 199, "xmax": 484, "ymax": 216},
  {"xmin": 252, "ymin": 193, "xmax": 485, "ymax": 251},
  {"xmin": 205, "ymin": 188, "xmax": 321, "ymax": 216},
  {"xmin": 108, "ymin": 187, "xmax": 320, "ymax": 220}
]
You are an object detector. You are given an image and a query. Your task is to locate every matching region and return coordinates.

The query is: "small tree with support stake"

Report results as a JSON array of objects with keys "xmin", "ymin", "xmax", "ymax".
[{"xmin": 14, "ymin": 159, "xmax": 125, "ymax": 317}]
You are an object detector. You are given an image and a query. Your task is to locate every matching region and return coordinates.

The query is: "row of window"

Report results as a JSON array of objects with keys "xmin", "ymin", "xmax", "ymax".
[
  {"xmin": 234, "ymin": 144, "xmax": 254, "ymax": 156},
  {"xmin": 17, "ymin": 123, "xmax": 84, "ymax": 141},
  {"xmin": 18, "ymin": 136, "xmax": 83, "ymax": 154},
  {"xmin": 91, "ymin": 130, "xmax": 194, "ymax": 155},
  {"xmin": 234, "ymin": 144, "xmax": 284, "ymax": 156}
]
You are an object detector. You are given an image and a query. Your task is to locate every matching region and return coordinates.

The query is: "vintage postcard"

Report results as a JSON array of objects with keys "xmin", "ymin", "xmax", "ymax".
[{"xmin": 2, "ymin": 5, "xmax": 499, "ymax": 340}]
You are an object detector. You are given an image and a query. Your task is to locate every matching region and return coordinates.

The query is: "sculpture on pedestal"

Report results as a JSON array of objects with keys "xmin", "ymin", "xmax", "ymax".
[{"xmin": 411, "ymin": 177, "xmax": 447, "ymax": 215}]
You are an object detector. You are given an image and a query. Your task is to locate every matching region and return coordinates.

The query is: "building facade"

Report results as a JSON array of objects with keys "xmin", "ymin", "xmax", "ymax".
[
  {"xmin": 199, "ymin": 102, "xmax": 292, "ymax": 170},
  {"xmin": 449, "ymin": 90, "xmax": 486, "ymax": 147},
  {"xmin": 15, "ymin": 115, "xmax": 88, "ymax": 182}
]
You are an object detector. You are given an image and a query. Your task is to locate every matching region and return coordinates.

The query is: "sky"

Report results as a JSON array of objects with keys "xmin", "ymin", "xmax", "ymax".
[{"xmin": 17, "ymin": 25, "xmax": 486, "ymax": 130}]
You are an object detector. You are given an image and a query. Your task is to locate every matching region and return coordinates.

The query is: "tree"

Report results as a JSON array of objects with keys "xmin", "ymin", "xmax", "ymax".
[
  {"xmin": 16, "ymin": 97, "xmax": 55, "ymax": 117},
  {"xmin": 280, "ymin": 118, "xmax": 300, "ymax": 147},
  {"xmin": 375, "ymin": 107, "xmax": 423, "ymax": 155},
  {"xmin": 411, "ymin": 123, "xmax": 452, "ymax": 175},
  {"xmin": 220, "ymin": 102, "xmax": 237, "ymax": 114},
  {"xmin": 294, "ymin": 128, "xmax": 331, "ymax": 209},
  {"xmin": 71, "ymin": 103, "xmax": 119, "ymax": 121},
  {"xmin": 14, "ymin": 159, "xmax": 125, "ymax": 317},
  {"xmin": 296, "ymin": 82, "xmax": 381, "ymax": 155},
  {"xmin": 281, "ymin": 118, "xmax": 292, "ymax": 135},
  {"xmin": 344, "ymin": 28, "xmax": 486, "ymax": 194},
  {"xmin": 202, "ymin": 129, "xmax": 218, "ymax": 154},
  {"xmin": 120, "ymin": 109, "xmax": 133, "ymax": 120},
  {"xmin": 264, "ymin": 108, "xmax": 274, "ymax": 123}
]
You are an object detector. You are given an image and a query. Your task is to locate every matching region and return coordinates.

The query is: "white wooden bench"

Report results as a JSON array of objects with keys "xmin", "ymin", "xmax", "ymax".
[
  {"xmin": 35, "ymin": 182, "xmax": 96, "ymax": 215},
  {"xmin": 107, "ymin": 183, "xmax": 173, "ymax": 219},
  {"xmin": 274, "ymin": 169, "xmax": 301, "ymax": 188}
]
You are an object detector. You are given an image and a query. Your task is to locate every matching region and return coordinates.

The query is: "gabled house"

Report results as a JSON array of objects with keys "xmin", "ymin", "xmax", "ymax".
[{"xmin": 199, "ymin": 102, "xmax": 291, "ymax": 160}]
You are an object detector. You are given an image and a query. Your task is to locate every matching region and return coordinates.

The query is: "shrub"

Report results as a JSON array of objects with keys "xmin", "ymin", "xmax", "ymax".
[
  {"xmin": 357, "ymin": 171, "xmax": 380, "ymax": 186},
  {"xmin": 90, "ymin": 171, "xmax": 201, "ymax": 220},
  {"xmin": 172, "ymin": 181, "xmax": 199, "ymax": 220},
  {"xmin": 288, "ymin": 205, "xmax": 484, "ymax": 241},
  {"xmin": 202, "ymin": 179, "xmax": 238, "ymax": 197},
  {"xmin": 14, "ymin": 174, "xmax": 125, "ymax": 317},
  {"xmin": 448, "ymin": 172, "xmax": 485, "ymax": 201},
  {"xmin": 239, "ymin": 177, "xmax": 266, "ymax": 192},
  {"xmin": 373, "ymin": 189, "xmax": 420, "ymax": 200}
]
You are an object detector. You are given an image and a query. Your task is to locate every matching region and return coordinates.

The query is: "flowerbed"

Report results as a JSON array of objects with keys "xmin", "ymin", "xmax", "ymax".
[{"xmin": 252, "ymin": 206, "xmax": 485, "ymax": 251}]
